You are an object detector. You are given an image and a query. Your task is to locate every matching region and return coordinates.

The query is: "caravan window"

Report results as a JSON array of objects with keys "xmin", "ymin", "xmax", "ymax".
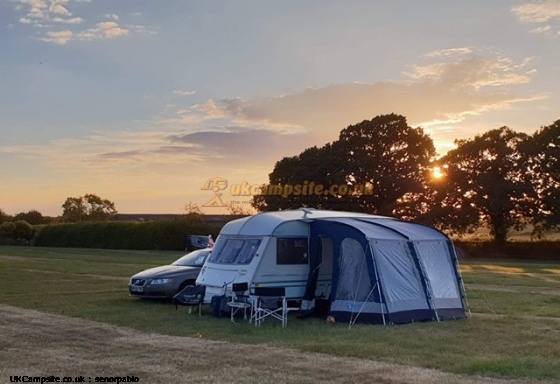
[
  {"xmin": 207, "ymin": 238, "xmax": 262, "ymax": 265},
  {"xmin": 277, "ymin": 238, "xmax": 309, "ymax": 265}
]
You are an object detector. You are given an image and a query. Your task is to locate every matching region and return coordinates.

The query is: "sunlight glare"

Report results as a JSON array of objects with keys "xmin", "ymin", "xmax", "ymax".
[{"xmin": 433, "ymin": 166, "xmax": 443, "ymax": 179}]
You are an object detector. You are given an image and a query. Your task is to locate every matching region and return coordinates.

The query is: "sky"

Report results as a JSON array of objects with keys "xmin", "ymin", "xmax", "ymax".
[{"xmin": 1, "ymin": 0, "xmax": 559, "ymax": 216}]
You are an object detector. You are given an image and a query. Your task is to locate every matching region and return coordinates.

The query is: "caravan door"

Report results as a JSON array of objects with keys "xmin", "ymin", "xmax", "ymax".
[{"xmin": 253, "ymin": 237, "xmax": 310, "ymax": 298}]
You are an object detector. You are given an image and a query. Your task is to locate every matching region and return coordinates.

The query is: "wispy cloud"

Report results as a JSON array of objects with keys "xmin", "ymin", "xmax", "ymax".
[
  {"xmin": 424, "ymin": 47, "xmax": 474, "ymax": 58},
  {"xmin": 173, "ymin": 89, "xmax": 197, "ymax": 96},
  {"xmin": 15, "ymin": 0, "xmax": 79, "ymax": 25},
  {"xmin": 0, "ymin": 124, "xmax": 308, "ymax": 182},
  {"xmin": 531, "ymin": 24, "xmax": 553, "ymax": 34},
  {"xmin": 404, "ymin": 55, "xmax": 535, "ymax": 90},
  {"xmin": 52, "ymin": 16, "xmax": 83, "ymax": 24},
  {"xmin": 76, "ymin": 21, "xmax": 129, "ymax": 41},
  {"xmin": 11, "ymin": 0, "xmax": 156, "ymax": 44},
  {"xmin": 512, "ymin": 0, "xmax": 560, "ymax": 35},
  {"xmin": 153, "ymin": 48, "xmax": 545, "ymax": 156},
  {"xmin": 512, "ymin": 0, "xmax": 560, "ymax": 23},
  {"xmin": 39, "ymin": 29, "xmax": 73, "ymax": 44}
]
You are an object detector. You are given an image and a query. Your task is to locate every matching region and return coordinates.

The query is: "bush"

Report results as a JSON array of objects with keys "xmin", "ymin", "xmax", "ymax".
[
  {"xmin": 0, "ymin": 220, "xmax": 34, "ymax": 245},
  {"xmin": 13, "ymin": 220, "xmax": 34, "ymax": 240},
  {"xmin": 34, "ymin": 221, "xmax": 222, "ymax": 250},
  {"xmin": 0, "ymin": 222, "xmax": 16, "ymax": 238}
]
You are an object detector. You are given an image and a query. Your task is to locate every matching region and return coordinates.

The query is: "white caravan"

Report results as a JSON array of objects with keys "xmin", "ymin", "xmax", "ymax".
[
  {"xmin": 196, "ymin": 208, "xmax": 467, "ymax": 324},
  {"xmin": 196, "ymin": 208, "xmax": 382, "ymax": 303}
]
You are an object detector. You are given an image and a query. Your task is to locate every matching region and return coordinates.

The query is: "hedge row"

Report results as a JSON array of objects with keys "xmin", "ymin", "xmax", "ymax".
[
  {"xmin": 25, "ymin": 221, "xmax": 560, "ymax": 258},
  {"xmin": 34, "ymin": 221, "xmax": 222, "ymax": 251},
  {"xmin": 454, "ymin": 240, "xmax": 560, "ymax": 260}
]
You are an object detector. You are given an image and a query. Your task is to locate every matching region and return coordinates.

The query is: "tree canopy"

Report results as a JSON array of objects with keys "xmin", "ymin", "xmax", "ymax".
[
  {"xmin": 252, "ymin": 144, "xmax": 352, "ymax": 212},
  {"xmin": 523, "ymin": 120, "xmax": 560, "ymax": 233},
  {"xmin": 252, "ymin": 114, "xmax": 436, "ymax": 219},
  {"xmin": 432, "ymin": 127, "xmax": 535, "ymax": 245},
  {"xmin": 61, "ymin": 194, "xmax": 117, "ymax": 222},
  {"xmin": 335, "ymin": 113, "xmax": 436, "ymax": 217}
]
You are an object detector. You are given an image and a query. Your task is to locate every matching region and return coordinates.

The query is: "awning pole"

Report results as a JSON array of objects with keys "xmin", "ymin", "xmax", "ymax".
[{"xmin": 370, "ymin": 242, "xmax": 386, "ymax": 325}]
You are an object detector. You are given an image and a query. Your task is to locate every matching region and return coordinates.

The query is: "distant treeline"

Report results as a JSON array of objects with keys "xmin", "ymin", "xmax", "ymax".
[
  {"xmin": 455, "ymin": 241, "xmax": 560, "ymax": 261},
  {"xmin": 1, "ymin": 218, "xmax": 559, "ymax": 259},
  {"xmin": 34, "ymin": 221, "xmax": 221, "ymax": 251}
]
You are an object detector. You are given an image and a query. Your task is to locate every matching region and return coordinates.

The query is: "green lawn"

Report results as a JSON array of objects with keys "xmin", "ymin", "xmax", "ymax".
[{"xmin": 1, "ymin": 246, "xmax": 559, "ymax": 381}]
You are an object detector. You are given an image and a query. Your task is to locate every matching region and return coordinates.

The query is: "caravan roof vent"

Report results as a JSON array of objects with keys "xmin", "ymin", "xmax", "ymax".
[{"xmin": 300, "ymin": 208, "xmax": 315, "ymax": 219}]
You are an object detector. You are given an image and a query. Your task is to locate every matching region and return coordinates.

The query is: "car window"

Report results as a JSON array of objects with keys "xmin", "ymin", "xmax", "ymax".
[{"xmin": 172, "ymin": 249, "xmax": 210, "ymax": 267}]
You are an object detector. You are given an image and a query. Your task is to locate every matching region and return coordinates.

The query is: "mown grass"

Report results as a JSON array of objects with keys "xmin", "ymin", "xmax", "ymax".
[{"xmin": 1, "ymin": 246, "xmax": 560, "ymax": 381}]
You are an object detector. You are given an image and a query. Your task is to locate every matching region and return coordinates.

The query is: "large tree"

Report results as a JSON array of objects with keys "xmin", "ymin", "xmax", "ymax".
[
  {"xmin": 252, "ymin": 144, "xmax": 359, "ymax": 212},
  {"xmin": 61, "ymin": 194, "xmax": 117, "ymax": 222},
  {"xmin": 435, "ymin": 127, "xmax": 534, "ymax": 245},
  {"xmin": 523, "ymin": 120, "xmax": 560, "ymax": 233},
  {"xmin": 252, "ymin": 114, "xmax": 436, "ymax": 219},
  {"xmin": 334, "ymin": 113, "xmax": 436, "ymax": 217}
]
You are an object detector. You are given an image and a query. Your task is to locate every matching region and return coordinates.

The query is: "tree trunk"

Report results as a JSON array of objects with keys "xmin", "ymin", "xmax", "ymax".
[{"xmin": 490, "ymin": 215, "xmax": 508, "ymax": 247}]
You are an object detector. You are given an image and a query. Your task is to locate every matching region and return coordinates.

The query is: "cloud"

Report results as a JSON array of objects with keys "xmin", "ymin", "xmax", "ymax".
[
  {"xmin": 18, "ymin": 0, "xmax": 48, "ymax": 20},
  {"xmin": 405, "ymin": 56, "xmax": 535, "ymax": 89},
  {"xmin": 166, "ymin": 126, "xmax": 312, "ymax": 162},
  {"xmin": 512, "ymin": 1, "xmax": 560, "ymax": 35},
  {"xmin": 1, "ymin": 130, "xmax": 175, "ymax": 170},
  {"xmin": 214, "ymin": 81, "xmax": 544, "ymax": 142},
  {"xmin": 219, "ymin": 54, "xmax": 539, "ymax": 125},
  {"xmin": 530, "ymin": 25, "xmax": 552, "ymax": 34},
  {"xmin": 86, "ymin": 126, "xmax": 312, "ymax": 171},
  {"xmin": 76, "ymin": 21, "xmax": 129, "ymax": 40},
  {"xmin": 48, "ymin": 0, "xmax": 70, "ymax": 15},
  {"xmin": 1, "ymin": 123, "xmax": 313, "ymax": 183},
  {"xmin": 424, "ymin": 47, "xmax": 474, "ymax": 58},
  {"xmin": 173, "ymin": 89, "xmax": 197, "ymax": 96},
  {"xmin": 125, "ymin": 24, "xmax": 158, "ymax": 37},
  {"xmin": 39, "ymin": 29, "xmax": 73, "ymax": 44},
  {"xmin": 156, "ymin": 100, "xmax": 232, "ymax": 127},
  {"xmin": 16, "ymin": 0, "xmax": 72, "ymax": 23},
  {"xmin": 154, "ymin": 49, "xmax": 545, "ymax": 156},
  {"xmin": 52, "ymin": 16, "xmax": 83, "ymax": 24},
  {"xmin": 12, "ymin": 0, "xmax": 156, "ymax": 44},
  {"xmin": 512, "ymin": 1, "xmax": 560, "ymax": 23}
]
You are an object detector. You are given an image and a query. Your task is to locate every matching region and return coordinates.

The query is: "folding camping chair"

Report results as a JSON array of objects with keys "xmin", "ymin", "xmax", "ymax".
[
  {"xmin": 226, "ymin": 282, "xmax": 253, "ymax": 324},
  {"xmin": 172, "ymin": 285, "xmax": 206, "ymax": 316},
  {"xmin": 252, "ymin": 287, "xmax": 298, "ymax": 327}
]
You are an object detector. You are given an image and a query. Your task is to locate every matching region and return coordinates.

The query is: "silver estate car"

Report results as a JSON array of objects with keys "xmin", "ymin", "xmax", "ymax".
[{"xmin": 128, "ymin": 248, "xmax": 211, "ymax": 299}]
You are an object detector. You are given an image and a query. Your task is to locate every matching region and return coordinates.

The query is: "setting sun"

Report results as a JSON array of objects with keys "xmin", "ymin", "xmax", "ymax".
[{"xmin": 433, "ymin": 166, "xmax": 444, "ymax": 179}]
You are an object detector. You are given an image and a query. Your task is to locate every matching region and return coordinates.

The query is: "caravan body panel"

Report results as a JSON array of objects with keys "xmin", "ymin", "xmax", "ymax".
[{"xmin": 196, "ymin": 209, "xmax": 380, "ymax": 303}]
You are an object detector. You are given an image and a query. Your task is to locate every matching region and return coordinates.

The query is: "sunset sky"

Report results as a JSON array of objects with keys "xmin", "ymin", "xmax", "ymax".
[{"xmin": 1, "ymin": 0, "xmax": 559, "ymax": 216}]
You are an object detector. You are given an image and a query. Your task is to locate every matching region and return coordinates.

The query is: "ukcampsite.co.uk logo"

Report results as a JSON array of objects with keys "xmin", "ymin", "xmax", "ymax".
[{"xmin": 201, "ymin": 177, "xmax": 373, "ymax": 208}]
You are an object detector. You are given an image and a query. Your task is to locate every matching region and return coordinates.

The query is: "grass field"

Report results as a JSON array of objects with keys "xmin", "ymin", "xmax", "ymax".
[{"xmin": 1, "ymin": 246, "xmax": 559, "ymax": 382}]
